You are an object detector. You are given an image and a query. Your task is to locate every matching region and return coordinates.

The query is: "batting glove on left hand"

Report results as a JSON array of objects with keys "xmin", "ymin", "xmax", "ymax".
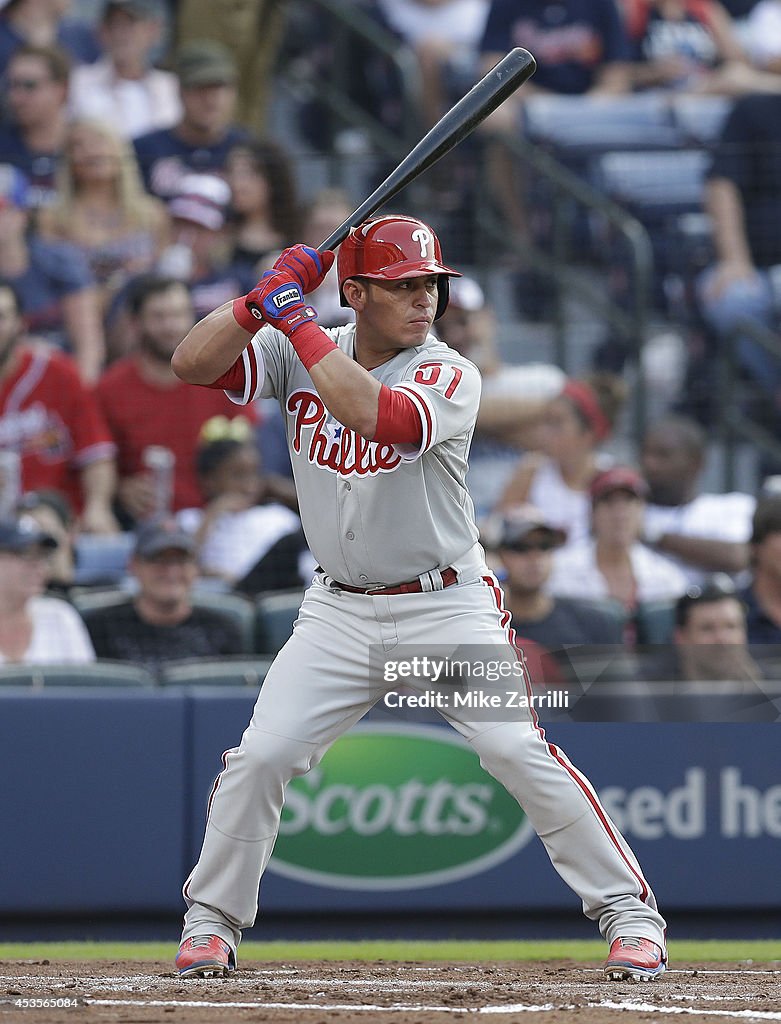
[
  {"xmin": 242, "ymin": 270, "xmax": 320, "ymax": 336},
  {"xmin": 273, "ymin": 245, "xmax": 335, "ymax": 294}
]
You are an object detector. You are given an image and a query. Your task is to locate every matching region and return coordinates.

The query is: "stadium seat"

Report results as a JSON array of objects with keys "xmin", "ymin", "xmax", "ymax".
[
  {"xmin": 73, "ymin": 532, "xmax": 134, "ymax": 586},
  {"xmin": 592, "ymin": 149, "xmax": 710, "ymax": 214},
  {"xmin": 255, "ymin": 589, "xmax": 304, "ymax": 654},
  {"xmin": 0, "ymin": 661, "xmax": 157, "ymax": 688},
  {"xmin": 635, "ymin": 599, "xmax": 677, "ymax": 646},
  {"xmin": 669, "ymin": 95, "xmax": 732, "ymax": 147},
  {"xmin": 523, "ymin": 93, "xmax": 681, "ymax": 157},
  {"xmin": 572, "ymin": 596, "xmax": 629, "ymax": 634},
  {"xmin": 69, "ymin": 586, "xmax": 132, "ymax": 614},
  {"xmin": 591, "ymin": 148, "xmax": 713, "ymax": 317},
  {"xmin": 158, "ymin": 657, "xmax": 273, "ymax": 688},
  {"xmin": 190, "ymin": 588, "xmax": 256, "ymax": 654},
  {"xmin": 0, "ymin": 668, "xmax": 34, "ymax": 687}
]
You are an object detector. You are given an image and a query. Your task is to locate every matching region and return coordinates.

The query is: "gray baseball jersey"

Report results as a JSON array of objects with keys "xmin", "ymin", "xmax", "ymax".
[{"xmin": 226, "ymin": 324, "xmax": 485, "ymax": 586}]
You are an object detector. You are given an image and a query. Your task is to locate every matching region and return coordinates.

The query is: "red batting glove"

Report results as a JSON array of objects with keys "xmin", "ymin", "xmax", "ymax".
[
  {"xmin": 234, "ymin": 270, "xmax": 338, "ymax": 371},
  {"xmin": 231, "ymin": 269, "xmax": 316, "ymax": 334},
  {"xmin": 244, "ymin": 271, "xmax": 319, "ymax": 334},
  {"xmin": 273, "ymin": 245, "xmax": 335, "ymax": 293},
  {"xmin": 231, "ymin": 248, "xmax": 334, "ymax": 333}
]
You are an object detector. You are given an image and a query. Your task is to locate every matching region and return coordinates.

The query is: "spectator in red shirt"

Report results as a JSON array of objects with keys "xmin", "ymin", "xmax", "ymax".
[
  {"xmin": 0, "ymin": 279, "xmax": 118, "ymax": 533},
  {"xmin": 95, "ymin": 274, "xmax": 254, "ymax": 526}
]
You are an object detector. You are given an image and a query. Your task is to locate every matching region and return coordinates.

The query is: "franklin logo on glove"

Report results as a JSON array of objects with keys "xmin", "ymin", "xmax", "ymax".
[{"xmin": 273, "ymin": 287, "xmax": 302, "ymax": 310}]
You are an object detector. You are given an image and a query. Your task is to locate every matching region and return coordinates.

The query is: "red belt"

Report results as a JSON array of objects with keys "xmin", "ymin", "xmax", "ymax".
[{"xmin": 333, "ymin": 567, "xmax": 458, "ymax": 596}]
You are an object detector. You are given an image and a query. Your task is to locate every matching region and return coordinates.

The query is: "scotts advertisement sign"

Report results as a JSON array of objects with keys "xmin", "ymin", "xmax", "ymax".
[{"xmin": 270, "ymin": 726, "xmax": 534, "ymax": 890}]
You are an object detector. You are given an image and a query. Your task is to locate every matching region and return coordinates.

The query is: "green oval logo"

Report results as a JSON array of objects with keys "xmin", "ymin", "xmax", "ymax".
[{"xmin": 270, "ymin": 725, "xmax": 533, "ymax": 890}]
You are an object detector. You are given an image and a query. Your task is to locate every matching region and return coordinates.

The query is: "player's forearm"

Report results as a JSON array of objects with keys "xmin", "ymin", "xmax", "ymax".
[
  {"xmin": 307, "ymin": 349, "xmax": 382, "ymax": 439},
  {"xmin": 706, "ymin": 178, "xmax": 753, "ymax": 265},
  {"xmin": 172, "ymin": 301, "xmax": 252, "ymax": 384}
]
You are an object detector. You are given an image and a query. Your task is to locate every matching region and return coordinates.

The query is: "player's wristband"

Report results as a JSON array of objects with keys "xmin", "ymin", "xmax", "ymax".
[
  {"xmin": 288, "ymin": 320, "xmax": 339, "ymax": 371},
  {"xmin": 232, "ymin": 295, "xmax": 262, "ymax": 334}
]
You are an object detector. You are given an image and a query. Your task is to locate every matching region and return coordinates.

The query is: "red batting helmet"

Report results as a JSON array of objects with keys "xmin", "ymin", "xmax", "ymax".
[{"xmin": 337, "ymin": 215, "xmax": 460, "ymax": 320}]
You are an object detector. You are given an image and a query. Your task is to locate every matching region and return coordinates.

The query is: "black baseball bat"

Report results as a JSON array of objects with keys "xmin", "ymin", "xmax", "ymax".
[
  {"xmin": 318, "ymin": 47, "xmax": 536, "ymax": 252},
  {"xmin": 246, "ymin": 48, "xmax": 535, "ymax": 320}
]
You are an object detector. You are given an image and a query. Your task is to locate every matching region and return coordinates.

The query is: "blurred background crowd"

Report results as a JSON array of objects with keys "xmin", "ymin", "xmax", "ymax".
[{"xmin": 1, "ymin": 0, "xmax": 781, "ymax": 711}]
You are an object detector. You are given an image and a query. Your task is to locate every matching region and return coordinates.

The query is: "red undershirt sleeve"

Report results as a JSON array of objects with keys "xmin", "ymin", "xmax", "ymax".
[
  {"xmin": 374, "ymin": 384, "xmax": 423, "ymax": 445},
  {"xmin": 203, "ymin": 357, "xmax": 245, "ymax": 391}
]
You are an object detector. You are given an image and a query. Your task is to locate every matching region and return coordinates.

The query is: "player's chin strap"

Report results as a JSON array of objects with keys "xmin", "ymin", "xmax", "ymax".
[{"xmin": 418, "ymin": 569, "xmax": 448, "ymax": 592}]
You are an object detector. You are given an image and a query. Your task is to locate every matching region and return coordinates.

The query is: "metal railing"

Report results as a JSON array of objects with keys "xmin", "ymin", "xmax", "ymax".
[
  {"xmin": 473, "ymin": 131, "xmax": 656, "ymax": 439},
  {"xmin": 282, "ymin": 0, "xmax": 423, "ymax": 158}
]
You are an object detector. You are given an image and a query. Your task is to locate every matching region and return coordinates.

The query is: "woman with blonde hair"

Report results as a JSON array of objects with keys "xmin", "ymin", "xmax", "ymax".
[{"xmin": 37, "ymin": 118, "xmax": 169, "ymax": 315}]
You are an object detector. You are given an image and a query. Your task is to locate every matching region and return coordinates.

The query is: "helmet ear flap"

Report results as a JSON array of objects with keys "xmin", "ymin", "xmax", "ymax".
[{"xmin": 434, "ymin": 275, "xmax": 450, "ymax": 321}]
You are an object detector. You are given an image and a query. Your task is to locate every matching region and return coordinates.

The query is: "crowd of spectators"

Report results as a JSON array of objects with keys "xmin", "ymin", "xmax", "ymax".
[{"xmin": 0, "ymin": 1, "xmax": 778, "ymax": 723}]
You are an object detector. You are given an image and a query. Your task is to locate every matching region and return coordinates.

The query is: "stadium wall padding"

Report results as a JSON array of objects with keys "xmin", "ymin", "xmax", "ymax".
[{"xmin": 1, "ymin": 689, "xmax": 779, "ymax": 915}]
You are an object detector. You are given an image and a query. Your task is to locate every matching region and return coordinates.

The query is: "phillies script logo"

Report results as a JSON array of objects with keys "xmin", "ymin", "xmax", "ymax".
[{"xmin": 287, "ymin": 390, "xmax": 403, "ymax": 477}]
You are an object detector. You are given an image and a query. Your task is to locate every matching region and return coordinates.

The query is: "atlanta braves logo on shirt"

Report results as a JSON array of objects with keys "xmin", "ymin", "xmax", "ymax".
[{"xmin": 287, "ymin": 390, "xmax": 403, "ymax": 477}]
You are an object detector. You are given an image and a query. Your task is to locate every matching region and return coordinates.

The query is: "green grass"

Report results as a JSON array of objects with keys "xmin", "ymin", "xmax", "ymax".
[{"xmin": 0, "ymin": 940, "xmax": 779, "ymax": 963}]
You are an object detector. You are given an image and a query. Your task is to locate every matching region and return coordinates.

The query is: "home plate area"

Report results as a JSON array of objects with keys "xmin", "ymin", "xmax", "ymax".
[{"xmin": 2, "ymin": 960, "xmax": 781, "ymax": 1023}]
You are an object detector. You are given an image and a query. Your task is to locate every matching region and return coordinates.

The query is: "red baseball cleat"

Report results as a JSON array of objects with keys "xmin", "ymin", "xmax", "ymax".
[
  {"xmin": 176, "ymin": 934, "xmax": 236, "ymax": 978},
  {"xmin": 604, "ymin": 937, "xmax": 666, "ymax": 981}
]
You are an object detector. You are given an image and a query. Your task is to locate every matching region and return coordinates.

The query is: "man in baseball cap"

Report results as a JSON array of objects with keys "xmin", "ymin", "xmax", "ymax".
[
  {"xmin": 84, "ymin": 515, "xmax": 241, "ymax": 670},
  {"xmin": 491, "ymin": 504, "xmax": 567, "ymax": 551},
  {"xmin": 174, "ymin": 39, "xmax": 238, "ymax": 88},
  {"xmin": 489, "ymin": 505, "xmax": 624, "ymax": 657},
  {"xmin": 0, "ymin": 515, "xmax": 58, "ymax": 554},
  {"xmin": 132, "ymin": 516, "xmax": 196, "ymax": 559},
  {"xmin": 133, "ymin": 36, "xmax": 247, "ymax": 200}
]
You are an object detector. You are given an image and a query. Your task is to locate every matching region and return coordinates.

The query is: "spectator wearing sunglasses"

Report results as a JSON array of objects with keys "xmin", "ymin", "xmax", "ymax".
[
  {"xmin": 490, "ymin": 504, "xmax": 626, "ymax": 651},
  {"xmin": 486, "ymin": 504, "xmax": 628, "ymax": 688},
  {"xmin": 0, "ymin": 515, "xmax": 95, "ymax": 665}
]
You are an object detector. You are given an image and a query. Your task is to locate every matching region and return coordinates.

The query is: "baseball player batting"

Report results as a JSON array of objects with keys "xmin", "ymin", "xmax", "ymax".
[{"xmin": 171, "ymin": 217, "xmax": 667, "ymax": 982}]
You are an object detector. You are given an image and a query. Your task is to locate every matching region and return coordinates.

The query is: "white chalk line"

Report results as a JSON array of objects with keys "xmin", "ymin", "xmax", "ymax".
[
  {"xmin": 585, "ymin": 970, "xmax": 781, "ymax": 977},
  {"xmin": 63, "ymin": 998, "xmax": 781, "ymax": 1019},
  {"xmin": 83, "ymin": 999, "xmax": 551, "ymax": 1012},
  {"xmin": 0, "ymin": 974, "xmax": 493, "ymax": 994},
  {"xmin": 597, "ymin": 1001, "xmax": 781, "ymax": 1020}
]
